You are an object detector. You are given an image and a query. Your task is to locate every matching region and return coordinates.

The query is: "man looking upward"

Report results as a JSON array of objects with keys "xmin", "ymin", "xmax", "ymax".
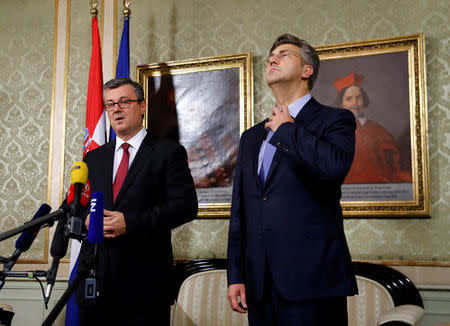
[{"xmin": 227, "ymin": 34, "xmax": 358, "ymax": 325}]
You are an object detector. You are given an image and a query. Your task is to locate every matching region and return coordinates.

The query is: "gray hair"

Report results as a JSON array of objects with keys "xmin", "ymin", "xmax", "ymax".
[{"xmin": 270, "ymin": 34, "xmax": 320, "ymax": 90}]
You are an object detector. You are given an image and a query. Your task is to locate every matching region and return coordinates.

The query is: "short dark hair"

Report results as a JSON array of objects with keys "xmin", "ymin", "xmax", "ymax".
[
  {"xmin": 336, "ymin": 85, "xmax": 370, "ymax": 108},
  {"xmin": 270, "ymin": 34, "xmax": 320, "ymax": 90},
  {"xmin": 103, "ymin": 78, "xmax": 145, "ymax": 102}
]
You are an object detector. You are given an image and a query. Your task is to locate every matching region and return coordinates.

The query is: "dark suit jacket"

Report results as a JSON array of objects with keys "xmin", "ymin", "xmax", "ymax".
[
  {"xmin": 77, "ymin": 132, "xmax": 197, "ymax": 306},
  {"xmin": 227, "ymin": 97, "xmax": 358, "ymax": 302}
]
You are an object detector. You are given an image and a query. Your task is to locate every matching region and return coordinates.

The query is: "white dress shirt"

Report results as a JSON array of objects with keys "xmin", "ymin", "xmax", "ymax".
[{"xmin": 112, "ymin": 127, "xmax": 147, "ymax": 182}]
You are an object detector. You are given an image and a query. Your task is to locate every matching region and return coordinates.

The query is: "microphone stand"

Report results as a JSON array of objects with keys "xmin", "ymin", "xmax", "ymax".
[
  {"xmin": 0, "ymin": 209, "xmax": 66, "ymax": 243},
  {"xmin": 0, "ymin": 209, "xmax": 66, "ymax": 291},
  {"xmin": 0, "ymin": 207, "xmax": 87, "ymax": 324},
  {"xmin": 43, "ymin": 198, "xmax": 94, "ymax": 325},
  {"xmin": 0, "ymin": 188, "xmax": 91, "ymax": 324},
  {"xmin": 41, "ymin": 251, "xmax": 94, "ymax": 326},
  {"xmin": 0, "ymin": 270, "xmax": 48, "ymax": 291},
  {"xmin": 1, "ymin": 270, "xmax": 47, "ymax": 278}
]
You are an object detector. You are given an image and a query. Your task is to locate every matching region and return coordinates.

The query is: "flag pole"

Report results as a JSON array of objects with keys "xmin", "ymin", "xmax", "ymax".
[
  {"xmin": 65, "ymin": 2, "xmax": 105, "ymax": 325},
  {"xmin": 123, "ymin": 0, "xmax": 131, "ymax": 17},
  {"xmin": 109, "ymin": 0, "xmax": 132, "ymax": 141}
]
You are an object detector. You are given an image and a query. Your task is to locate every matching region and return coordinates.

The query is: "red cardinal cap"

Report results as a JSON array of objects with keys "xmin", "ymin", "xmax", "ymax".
[{"xmin": 334, "ymin": 71, "xmax": 364, "ymax": 92}]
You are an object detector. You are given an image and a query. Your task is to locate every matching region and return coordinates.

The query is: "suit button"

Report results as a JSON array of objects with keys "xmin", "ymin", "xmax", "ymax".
[
  {"xmin": 261, "ymin": 195, "xmax": 268, "ymax": 201},
  {"xmin": 277, "ymin": 142, "xmax": 281, "ymax": 147}
]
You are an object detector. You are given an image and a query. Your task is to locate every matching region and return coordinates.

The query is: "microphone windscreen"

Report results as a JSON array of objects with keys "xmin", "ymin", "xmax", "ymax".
[
  {"xmin": 71, "ymin": 161, "xmax": 88, "ymax": 185},
  {"xmin": 81, "ymin": 179, "xmax": 91, "ymax": 207},
  {"xmin": 66, "ymin": 184, "xmax": 75, "ymax": 208},
  {"xmin": 15, "ymin": 203, "xmax": 52, "ymax": 252},
  {"xmin": 50, "ymin": 220, "xmax": 69, "ymax": 258},
  {"xmin": 88, "ymin": 192, "xmax": 104, "ymax": 244},
  {"xmin": 67, "ymin": 180, "xmax": 91, "ymax": 208}
]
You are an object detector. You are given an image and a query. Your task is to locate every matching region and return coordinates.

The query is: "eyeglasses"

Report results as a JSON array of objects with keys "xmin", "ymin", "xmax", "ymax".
[
  {"xmin": 264, "ymin": 49, "xmax": 303, "ymax": 67},
  {"xmin": 104, "ymin": 99, "xmax": 142, "ymax": 112}
]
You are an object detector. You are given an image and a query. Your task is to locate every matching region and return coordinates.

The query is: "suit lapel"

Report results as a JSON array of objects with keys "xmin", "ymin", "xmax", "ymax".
[
  {"xmin": 100, "ymin": 142, "xmax": 115, "ymax": 208},
  {"xmin": 264, "ymin": 144, "xmax": 282, "ymax": 186},
  {"xmin": 113, "ymin": 133, "xmax": 156, "ymax": 205},
  {"xmin": 252, "ymin": 121, "xmax": 268, "ymax": 189},
  {"xmin": 263, "ymin": 97, "xmax": 320, "ymax": 186},
  {"xmin": 294, "ymin": 97, "xmax": 321, "ymax": 125}
]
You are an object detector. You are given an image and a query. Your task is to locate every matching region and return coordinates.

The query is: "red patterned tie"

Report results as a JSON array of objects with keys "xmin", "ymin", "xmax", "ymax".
[{"xmin": 113, "ymin": 143, "xmax": 130, "ymax": 202}]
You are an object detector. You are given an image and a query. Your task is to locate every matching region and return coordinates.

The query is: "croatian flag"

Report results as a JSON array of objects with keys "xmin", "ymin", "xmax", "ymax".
[
  {"xmin": 66, "ymin": 15, "xmax": 105, "ymax": 326},
  {"xmin": 109, "ymin": 15, "xmax": 130, "ymax": 141},
  {"xmin": 83, "ymin": 16, "xmax": 106, "ymax": 156}
]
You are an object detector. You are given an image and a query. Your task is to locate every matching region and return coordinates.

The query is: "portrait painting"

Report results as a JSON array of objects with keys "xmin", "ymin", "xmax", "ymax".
[
  {"xmin": 313, "ymin": 34, "xmax": 429, "ymax": 217},
  {"xmin": 137, "ymin": 53, "xmax": 253, "ymax": 217}
]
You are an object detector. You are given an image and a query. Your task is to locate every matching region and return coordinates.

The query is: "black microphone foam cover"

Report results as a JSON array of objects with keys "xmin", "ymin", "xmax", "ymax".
[
  {"xmin": 50, "ymin": 220, "xmax": 69, "ymax": 258},
  {"xmin": 15, "ymin": 203, "xmax": 52, "ymax": 252},
  {"xmin": 88, "ymin": 192, "xmax": 104, "ymax": 244}
]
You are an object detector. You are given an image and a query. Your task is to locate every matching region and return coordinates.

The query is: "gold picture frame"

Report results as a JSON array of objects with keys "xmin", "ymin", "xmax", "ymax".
[
  {"xmin": 312, "ymin": 34, "xmax": 429, "ymax": 217},
  {"xmin": 137, "ymin": 53, "xmax": 253, "ymax": 218}
]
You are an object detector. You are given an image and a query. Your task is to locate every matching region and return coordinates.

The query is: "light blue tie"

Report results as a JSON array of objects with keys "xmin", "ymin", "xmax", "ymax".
[{"xmin": 259, "ymin": 130, "xmax": 276, "ymax": 183}]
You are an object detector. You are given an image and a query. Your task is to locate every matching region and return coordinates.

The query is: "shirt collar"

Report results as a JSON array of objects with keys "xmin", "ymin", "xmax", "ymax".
[
  {"xmin": 286, "ymin": 93, "xmax": 312, "ymax": 119},
  {"xmin": 115, "ymin": 127, "xmax": 147, "ymax": 152},
  {"xmin": 357, "ymin": 116, "xmax": 368, "ymax": 126}
]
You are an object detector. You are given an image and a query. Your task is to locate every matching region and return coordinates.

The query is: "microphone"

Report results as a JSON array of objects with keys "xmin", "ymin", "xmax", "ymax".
[
  {"xmin": 0, "ymin": 204, "xmax": 52, "ymax": 290},
  {"xmin": 66, "ymin": 161, "xmax": 89, "ymax": 240},
  {"xmin": 88, "ymin": 192, "xmax": 104, "ymax": 244},
  {"xmin": 44, "ymin": 219, "xmax": 69, "ymax": 305},
  {"xmin": 15, "ymin": 204, "xmax": 52, "ymax": 253},
  {"xmin": 67, "ymin": 179, "xmax": 91, "ymax": 209},
  {"xmin": 70, "ymin": 161, "xmax": 89, "ymax": 215},
  {"xmin": 43, "ymin": 163, "xmax": 91, "ymax": 304},
  {"xmin": 84, "ymin": 192, "xmax": 103, "ymax": 300}
]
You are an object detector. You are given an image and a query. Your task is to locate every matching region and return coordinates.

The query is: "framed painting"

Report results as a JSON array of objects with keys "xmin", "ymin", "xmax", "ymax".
[
  {"xmin": 137, "ymin": 53, "xmax": 253, "ymax": 218},
  {"xmin": 312, "ymin": 34, "xmax": 429, "ymax": 217}
]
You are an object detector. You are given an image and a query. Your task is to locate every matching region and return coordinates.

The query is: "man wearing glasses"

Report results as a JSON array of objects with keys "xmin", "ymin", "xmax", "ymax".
[
  {"xmin": 77, "ymin": 78, "xmax": 198, "ymax": 325},
  {"xmin": 227, "ymin": 34, "xmax": 358, "ymax": 325}
]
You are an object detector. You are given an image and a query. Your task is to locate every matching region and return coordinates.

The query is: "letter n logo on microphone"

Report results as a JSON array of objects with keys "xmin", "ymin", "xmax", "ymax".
[{"xmin": 88, "ymin": 192, "xmax": 104, "ymax": 243}]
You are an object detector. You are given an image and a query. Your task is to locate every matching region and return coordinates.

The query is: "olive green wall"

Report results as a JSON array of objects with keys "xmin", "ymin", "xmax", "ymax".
[
  {"xmin": 0, "ymin": 0, "xmax": 448, "ymax": 265},
  {"xmin": 0, "ymin": 2, "xmax": 448, "ymax": 325},
  {"xmin": 119, "ymin": 0, "xmax": 449, "ymax": 262},
  {"xmin": 0, "ymin": 0, "xmax": 54, "ymax": 261}
]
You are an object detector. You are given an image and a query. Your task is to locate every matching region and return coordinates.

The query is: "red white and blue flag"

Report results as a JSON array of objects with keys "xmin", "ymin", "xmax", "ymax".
[
  {"xmin": 83, "ymin": 15, "xmax": 106, "ymax": 155},
  {"xmin": 66, "ymin": 15, "xmax": 105, "ymax": 326}
]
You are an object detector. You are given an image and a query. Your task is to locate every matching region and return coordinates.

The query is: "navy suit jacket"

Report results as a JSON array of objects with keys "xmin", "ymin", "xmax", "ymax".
[
  {"xmin": 76, "ymin": 133, "xmax": 197, "ymax": 306},
  {"xmin": 227, "ymin": 97, "xmax": 358, "ymax": 302}
]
